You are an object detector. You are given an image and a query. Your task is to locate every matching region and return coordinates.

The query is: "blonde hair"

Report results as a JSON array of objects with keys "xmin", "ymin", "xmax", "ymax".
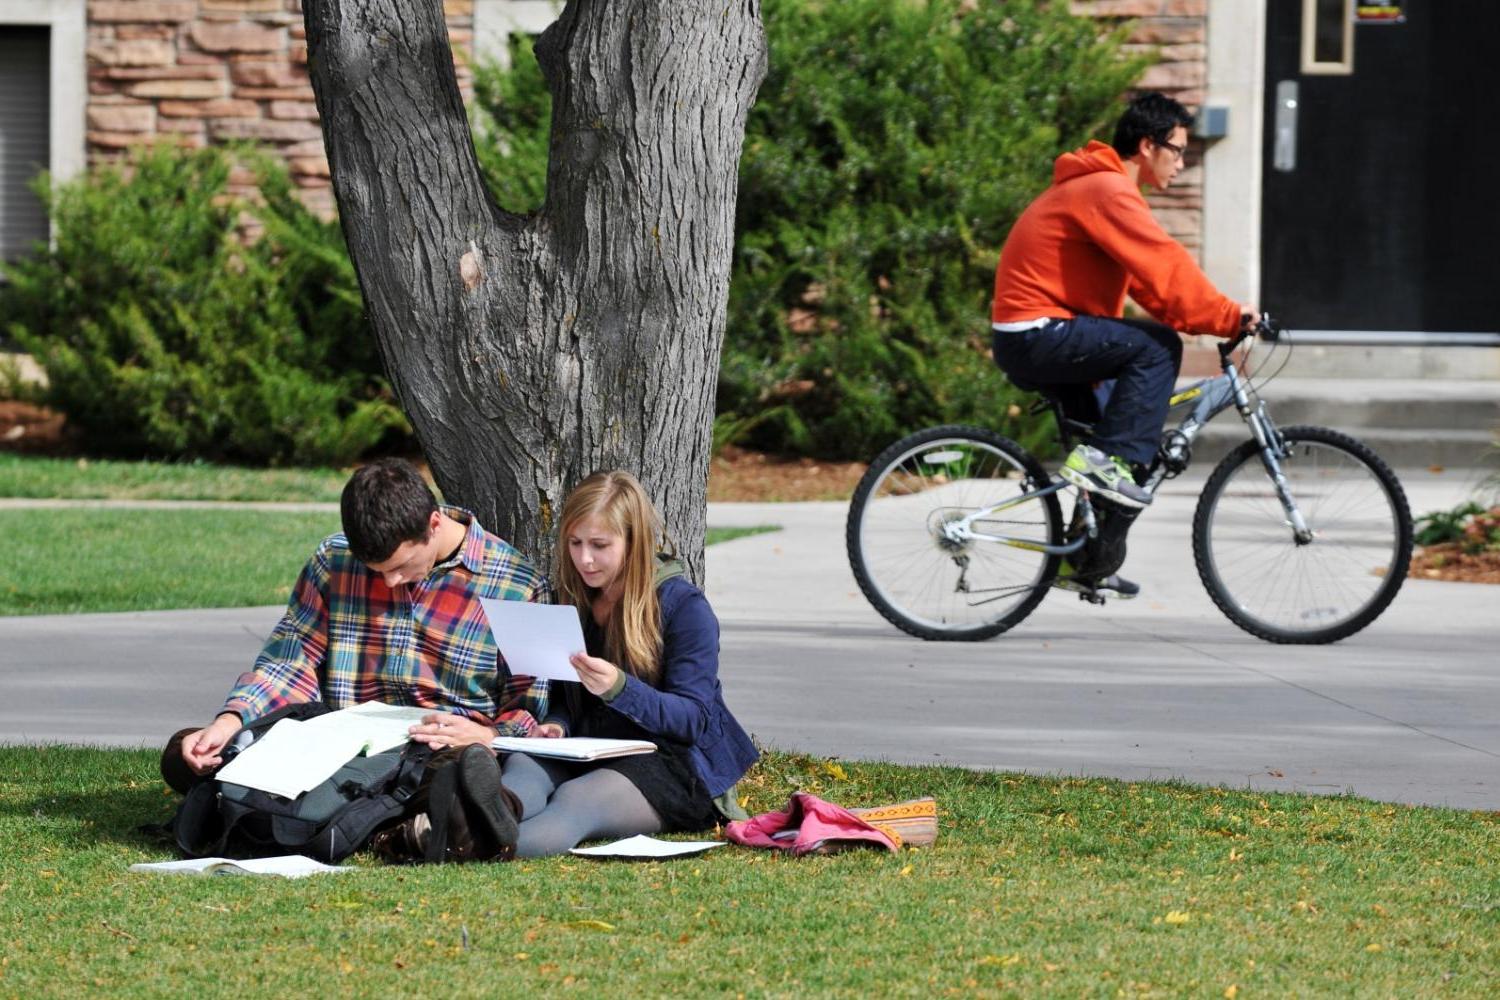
[{"xmin": 555, "ymin": 471, "xmax": 666, "ymax": 685}]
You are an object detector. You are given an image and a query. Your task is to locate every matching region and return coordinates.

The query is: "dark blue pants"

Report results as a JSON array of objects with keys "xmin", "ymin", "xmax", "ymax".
[{"xmin": 992, "ymin": 316, "xmax": 1182, "ymax": 466}]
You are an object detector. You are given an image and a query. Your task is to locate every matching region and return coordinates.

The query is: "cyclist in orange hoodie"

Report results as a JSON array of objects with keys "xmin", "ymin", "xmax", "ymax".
[{"xmin": 991, "ymin": 92, "xmax": 1255, "ymax": 594}]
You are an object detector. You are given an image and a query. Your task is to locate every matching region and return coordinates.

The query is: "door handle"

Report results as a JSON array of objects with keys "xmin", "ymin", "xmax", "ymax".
[{"xmin": 1273, "ymin": 80, "xmax": 1298, "ymax": 172}]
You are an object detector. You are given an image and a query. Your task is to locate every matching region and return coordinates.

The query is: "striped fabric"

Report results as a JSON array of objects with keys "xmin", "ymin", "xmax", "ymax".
[
  {"xmin": 222, "ymin": 507, "xmax": 551, "ymax": 735},
  {"xmin": 848, "ymin": 797, "xmax": 939, "ymax": 848}
]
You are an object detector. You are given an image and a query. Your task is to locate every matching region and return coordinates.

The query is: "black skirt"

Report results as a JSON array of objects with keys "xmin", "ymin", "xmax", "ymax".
[{"xmin": 572, "ymin": 698, "xmax": 720, "ymax": 832}]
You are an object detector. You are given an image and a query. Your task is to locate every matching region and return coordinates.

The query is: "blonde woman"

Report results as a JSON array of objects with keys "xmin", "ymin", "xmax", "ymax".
[{"xmin": 500, "ymin": 470, "xmax": 758, "ymax": 857}]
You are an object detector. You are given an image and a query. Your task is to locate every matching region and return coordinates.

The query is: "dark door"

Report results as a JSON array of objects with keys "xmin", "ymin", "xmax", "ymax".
[
  {"xmin": 1261, "ymin": 2, "xmax": 1500, "ymax": 332},
  {"xmin": 0, "ymin": 26, "xmax": 51, "ymax": 266}
]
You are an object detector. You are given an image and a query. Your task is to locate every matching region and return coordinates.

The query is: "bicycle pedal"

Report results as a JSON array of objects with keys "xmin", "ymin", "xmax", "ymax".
[{"xmin": 1077, "ymin": 589, "xmax": 1107, "ymax": 606}]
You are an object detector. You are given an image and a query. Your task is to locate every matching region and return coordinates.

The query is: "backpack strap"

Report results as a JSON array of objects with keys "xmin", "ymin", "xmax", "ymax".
[
  {"xmin": 172, "ymin": 781, "xmax": 230, "ymax": 858},
  {"xmin": 304, "ymin": 742, "xmax": 434, "ymax": 864}
]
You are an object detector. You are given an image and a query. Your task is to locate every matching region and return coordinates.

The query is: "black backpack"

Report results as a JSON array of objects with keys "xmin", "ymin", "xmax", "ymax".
[{"xmin": 170, "ymin": 702, "xmax": 432, "ymax": 864}]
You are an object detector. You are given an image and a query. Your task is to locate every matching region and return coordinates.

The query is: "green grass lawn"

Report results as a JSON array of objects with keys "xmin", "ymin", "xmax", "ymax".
[
  {"xmin": 0, "ymin": 508, "xmax": 776, "ymax": 616},
  {"xmin": 0, "ymin": 453, "xmax": 349, "ymax": 502},
  {"xmin": 0, "ymin": 746, "xmax": 1494, "ymax": 996}
]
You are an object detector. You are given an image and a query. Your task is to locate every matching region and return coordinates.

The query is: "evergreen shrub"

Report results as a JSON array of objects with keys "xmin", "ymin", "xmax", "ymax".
[
  {"xmin": 472, "ymin": 0, "xmax": 1146, "ymax": 459},
  {"xmin": 0, "ymin": 144, "xmax": 402, "ymax": 466}
]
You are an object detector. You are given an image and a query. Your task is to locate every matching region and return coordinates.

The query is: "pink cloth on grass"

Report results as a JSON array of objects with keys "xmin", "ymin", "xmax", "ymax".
[{"xmin": 724, "ymin": 791, "xmax": 898, "ymax": 855}]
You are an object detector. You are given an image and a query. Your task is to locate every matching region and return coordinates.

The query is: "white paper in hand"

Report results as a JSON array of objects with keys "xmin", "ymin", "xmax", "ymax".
[{"xmin": 478, "ymin": 598, "xmax": 587, "ymax": 682}]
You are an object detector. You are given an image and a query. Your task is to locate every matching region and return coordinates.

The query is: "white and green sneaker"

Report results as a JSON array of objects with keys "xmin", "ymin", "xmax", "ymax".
[{"xmin": 1059, "ymin": 444, "xmax": 1152, "ymax": 509}]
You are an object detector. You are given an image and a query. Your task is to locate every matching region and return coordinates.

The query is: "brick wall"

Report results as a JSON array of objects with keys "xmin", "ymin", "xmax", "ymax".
[
  {"xmin": 1071, "ymin": 0, "xmax": 1208, "ymax": 250},
  {"xmin": 84, "ymin": 0, "xmax": 475, "ymax": 218},
  {"xmin": 1071, "ymin": 1, "xmax": 1217, "ymax": 373}
]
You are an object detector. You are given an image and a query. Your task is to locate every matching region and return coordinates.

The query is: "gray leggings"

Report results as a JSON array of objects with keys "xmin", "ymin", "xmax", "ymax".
[{"xmin": 501, "ymin": 752, "xmax": 663, "ymax": 859}]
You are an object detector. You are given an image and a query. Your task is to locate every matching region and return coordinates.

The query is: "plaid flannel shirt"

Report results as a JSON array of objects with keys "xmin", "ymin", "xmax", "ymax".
[{"xmin": 222, "ymin": 507, "xmax": 551, "ymax": 735}]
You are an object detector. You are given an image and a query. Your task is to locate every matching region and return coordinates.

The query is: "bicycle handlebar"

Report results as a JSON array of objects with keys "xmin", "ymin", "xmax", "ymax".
[{"xmin": 1217, "ymin": 313, "xmax": 1281, "ymax": 360}]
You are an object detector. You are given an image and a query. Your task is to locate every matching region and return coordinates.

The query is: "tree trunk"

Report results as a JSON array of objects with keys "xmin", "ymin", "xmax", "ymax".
[{"xmin": 303, "ymin": 0, "xmax": 766, "ymax": 580}]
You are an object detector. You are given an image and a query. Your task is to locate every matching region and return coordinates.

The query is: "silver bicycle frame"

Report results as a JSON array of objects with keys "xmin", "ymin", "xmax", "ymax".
[
  {"xmin": 940, "ymin": 346, "xmax": 1316, "ymax": 555},
  {"xmin": 936, "ymin": 478, "xmax": 1092, "ymax": 555},
  {"xmin": 1146, "ymin": 365, "xmax": 1314, "ymax": 543}
]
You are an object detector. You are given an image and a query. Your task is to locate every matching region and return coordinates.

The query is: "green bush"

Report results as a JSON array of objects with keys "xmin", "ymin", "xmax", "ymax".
[
  {"xmin": 0, "ymin": 143, "xmax": 404, "ymax": 466},
  {"xmin": 472, "ymin": 0, "xmax": 1146, "ymax": 459}
]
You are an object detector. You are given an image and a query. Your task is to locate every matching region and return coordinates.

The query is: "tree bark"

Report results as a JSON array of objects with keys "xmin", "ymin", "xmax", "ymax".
[{"xmin": 303, "ymin": 0, "xmax": 766, "ymax": 580}]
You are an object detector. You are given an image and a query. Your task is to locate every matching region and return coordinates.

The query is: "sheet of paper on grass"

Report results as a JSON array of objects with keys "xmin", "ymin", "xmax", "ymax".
[
  {"xmin": 490, "ymin": 736, "xmax": 655, "ymax": 761},
  {"xmin": 478, "ymin": 598, "xmax": 588, "ymax": 682},
  {"xmin": 130, "ymin": 855, "xmax": 348, "ymax": 878},
  {"xmin": 569, "ymin": 835, "xmax": 725, "ymax": 859},
  {"xmin": 215, "ymin": 701, "xmax": 431, "ymax": 799}
]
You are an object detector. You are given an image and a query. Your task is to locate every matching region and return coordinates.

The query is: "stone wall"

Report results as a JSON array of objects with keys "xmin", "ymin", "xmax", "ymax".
[
  {"xmin": 1071, "ymin": 0, "xmax": 1208, "ymax": 250},
  {"xmin": 1071, "ymin": 0, "xmax": 1218, "ymax": 373},
  {"xmin": 84, "ymin": 0, "xmax": 476, "ymax": 218}
]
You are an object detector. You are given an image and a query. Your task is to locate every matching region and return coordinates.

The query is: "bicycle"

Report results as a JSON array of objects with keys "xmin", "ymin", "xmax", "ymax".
[{"xmin": 845, "ymin": 317, "xmax": 1414, "ymax": 644}]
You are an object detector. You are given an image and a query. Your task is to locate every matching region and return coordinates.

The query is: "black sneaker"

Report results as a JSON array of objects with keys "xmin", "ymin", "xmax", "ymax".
[{"xmin": 1054, "ymin": 560, "xmax": 1141, "ymax": 600}]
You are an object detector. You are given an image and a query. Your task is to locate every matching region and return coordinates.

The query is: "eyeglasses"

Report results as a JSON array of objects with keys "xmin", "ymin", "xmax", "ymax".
[{"xmin": 1155, "ymin": 139, "xmax": 1186, "ymax": 161}]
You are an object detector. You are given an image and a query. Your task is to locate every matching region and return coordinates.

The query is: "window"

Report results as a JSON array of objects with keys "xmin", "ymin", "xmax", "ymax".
[
  {"xmin": 1302, "ymin": 0, "xmax": 1355, "ymax": 75},
  {"xmin": 0, "ymin": 26, "xmax": 51, "ymax": 264}
]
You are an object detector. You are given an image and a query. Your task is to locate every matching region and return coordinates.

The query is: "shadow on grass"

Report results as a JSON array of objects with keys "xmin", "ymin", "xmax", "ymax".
[{"xmin": 0, "ymin": 745, "xmax": 179, "ymax": 851}]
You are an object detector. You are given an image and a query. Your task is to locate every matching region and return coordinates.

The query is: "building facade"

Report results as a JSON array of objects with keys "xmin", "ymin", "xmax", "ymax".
[{"xmin": 3, "ymin": 0, "xmax": 1495, "ymax": 356}]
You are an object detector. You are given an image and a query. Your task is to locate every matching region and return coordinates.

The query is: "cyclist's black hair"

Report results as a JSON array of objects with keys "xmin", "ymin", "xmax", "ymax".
[
  {"xmin": 1110, "ymin": 92, "xmax": 1194, "ymax": 159},
  {"xmin": 340, "ymin": 458, "xmax": 438, "ymax": 564}
]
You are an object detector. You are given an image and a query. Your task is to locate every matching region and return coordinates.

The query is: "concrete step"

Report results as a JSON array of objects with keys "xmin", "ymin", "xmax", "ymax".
[
  {"xmin": 1166, "ymin": 377, "xmax": 1500, "ymax": 470},
  {"xmin": 1271, "ymin": 343, "xmax": 1500, "ymax": 380},
  {"xmin": 1182, "ymin": 422, "xmax": 1496, "ymax": 471}
]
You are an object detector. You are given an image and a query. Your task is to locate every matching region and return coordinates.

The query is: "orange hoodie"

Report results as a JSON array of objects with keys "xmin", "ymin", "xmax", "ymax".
[{"xmin": 991, "ymin": 141, "xmax": 1240, "ymax": 336}]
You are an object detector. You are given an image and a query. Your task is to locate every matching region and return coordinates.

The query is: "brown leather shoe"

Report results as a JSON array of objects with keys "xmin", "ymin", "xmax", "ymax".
[{"xmin": 369, "ymin": 813, "xmax": 431, "ymax": 864}]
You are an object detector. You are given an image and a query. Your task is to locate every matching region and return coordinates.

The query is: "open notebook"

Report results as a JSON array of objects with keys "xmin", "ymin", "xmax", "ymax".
[{"xmin": 489, "ymin": 736, "xmax": 655, "ymax": 761}]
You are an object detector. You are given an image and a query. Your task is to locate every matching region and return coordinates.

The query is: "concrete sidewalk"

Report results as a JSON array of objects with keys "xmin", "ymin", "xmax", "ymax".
[{"xmin": 1, "ymin": 466, "xmax": 1496, "ymax": 810}]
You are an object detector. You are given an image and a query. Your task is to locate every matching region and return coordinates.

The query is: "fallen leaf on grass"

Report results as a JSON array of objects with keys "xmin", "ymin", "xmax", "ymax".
[
  {"xmin": 977, "ymin": 954, "xmax": 1022, "ymax": 967},
  {"xmin": 898, "ymin": 865, "xmax": 913, "ymax": 877},
  {"xmin": 1224, "ymin": 985, "xmax": 1239, "ymax": 999},
  {"xmin": 558, "ymin": 920, "xmax": 615, "ymax": 932},
  {"xmin": 1164, "ymin": 911, "xmax": 1190, "ymax": 925},
  {"xmin": 1365, "ymin": 943, "xmax": 1383, "ymax": 953}
]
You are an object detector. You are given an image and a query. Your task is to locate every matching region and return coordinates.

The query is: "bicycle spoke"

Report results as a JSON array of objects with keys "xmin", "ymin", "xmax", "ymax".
[
  {"xmin": 849, "ymin": 430, "xmax": 1061, "ymax": 637},
  {"xmin": 1196, "ymin": 430, "xmax": 1409, "ymax": 641}
]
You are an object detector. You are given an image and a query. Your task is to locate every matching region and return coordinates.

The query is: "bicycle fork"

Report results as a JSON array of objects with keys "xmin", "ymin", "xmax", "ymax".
[{"xmin": 1239, "ymin": 389, "xmax": 1315, "ymax": 546}]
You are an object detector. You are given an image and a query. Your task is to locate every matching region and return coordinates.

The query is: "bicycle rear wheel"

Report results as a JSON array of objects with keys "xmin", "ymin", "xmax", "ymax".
[
  {"xmin": 847, "ymin": 425, "xmax": 1062, "ymax": 641},
  {"xmin": 1193, "ymin": 425, "xmax": 1412, "ymax": 644}
]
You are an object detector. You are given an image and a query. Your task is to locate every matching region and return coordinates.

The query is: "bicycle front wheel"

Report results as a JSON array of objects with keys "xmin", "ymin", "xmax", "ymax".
[
  {"xmin": 1193, "ymin": 425, "xmax": 1413, "ymax": 644},
  {"xmin": 847, "ymin": 425, "xmax": 1062, "ymax": 641}
]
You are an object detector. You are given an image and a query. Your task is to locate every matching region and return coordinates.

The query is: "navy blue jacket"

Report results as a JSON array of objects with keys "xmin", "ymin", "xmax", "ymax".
[{"xmin": 553, "ymin": 576, "xmax": 758, "ymax": 797}]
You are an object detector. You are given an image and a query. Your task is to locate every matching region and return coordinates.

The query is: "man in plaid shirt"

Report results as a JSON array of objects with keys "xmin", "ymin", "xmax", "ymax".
[{"xmin": 167, "ymin": 458, "xmax": 551, "ymax": 785}]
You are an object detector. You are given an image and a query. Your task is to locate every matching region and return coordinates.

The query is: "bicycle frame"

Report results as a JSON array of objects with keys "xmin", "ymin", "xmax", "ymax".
[
  {"xmin": 1145, "ymin": 331, "xmax": 1315, "ymax": 544},
  {"xmin": 936, "ymin": 477, "xmax": 1093, "ymax": 556},
  {"xmin": 937, "ymin": 321, "xmax": 1313, "ymax": 556}
]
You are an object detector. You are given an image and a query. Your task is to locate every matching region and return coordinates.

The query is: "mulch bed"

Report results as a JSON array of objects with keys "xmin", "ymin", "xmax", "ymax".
[
  {"xmin": 0, "ymin": 401, "xmax": 73, "ymax": 454},
  {"xmin": 1409, "ymin": 543, "xmax": 1500, "ymax": 585},
  {"xmin": 707, "ymin": 445, "xmax": 865, "ymax": 503}
]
